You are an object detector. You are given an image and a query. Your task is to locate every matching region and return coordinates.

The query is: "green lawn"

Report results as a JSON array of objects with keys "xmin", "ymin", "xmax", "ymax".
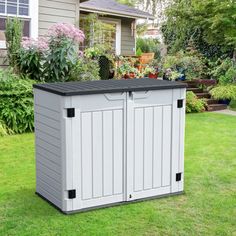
[{"xmin": 0, "ymin": 113, "xmax": 236, "ymax": 236}]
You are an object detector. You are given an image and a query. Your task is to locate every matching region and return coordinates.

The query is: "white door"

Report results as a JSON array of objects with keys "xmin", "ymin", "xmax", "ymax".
[
  {"xmin": 126, "ymin": 89, "xmax": 185, "ymax": 201},
  {"xmin": 69, "ymin": 93, "xmax": 127, "ymax": 211}
]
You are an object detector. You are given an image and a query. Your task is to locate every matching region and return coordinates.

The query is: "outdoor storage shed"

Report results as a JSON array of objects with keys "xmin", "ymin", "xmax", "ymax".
[{"xmin": 34, "ymin": 78, "xmax": 187, "ymax": 214}]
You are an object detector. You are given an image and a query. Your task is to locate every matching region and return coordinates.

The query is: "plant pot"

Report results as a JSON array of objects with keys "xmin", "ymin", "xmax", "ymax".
[
  {"xmin": 148, "ymin": 73, "xmax": 158, "ymax": 79},
  {"xmin": 129, "ymin": 72, "xmax": 136, "ymax": 79},
  {"xmin": 124, "ymin": 74, "xmax": 130, "ymax": 79},
  {"xmin": 219, "ymin": 99, "xmax": 231, "ymax": 105}
]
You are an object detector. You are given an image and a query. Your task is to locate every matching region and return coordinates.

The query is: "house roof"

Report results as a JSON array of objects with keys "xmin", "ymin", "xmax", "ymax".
[{"xmin": 80, "ymin": 0, "xmax": 155, "ymax": 20}]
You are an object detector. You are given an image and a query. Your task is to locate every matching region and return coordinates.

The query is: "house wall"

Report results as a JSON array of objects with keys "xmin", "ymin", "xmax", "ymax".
[
  {"xmin": 39, "ymin": 0, "xmax": 80, "ymax": 36},
  {"xmin": 121, "ymin": 18, "xmax": 136, "ymax": 56}
]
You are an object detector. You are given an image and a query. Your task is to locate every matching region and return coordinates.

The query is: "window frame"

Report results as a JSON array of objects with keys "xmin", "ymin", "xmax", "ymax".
[
  {"xmin": 0, "ymin": 0, "xmax": 38, "ymax": 49},
  {"xmin": 98, "ymin": 17, "xmax": 121, "ymax": 56}
]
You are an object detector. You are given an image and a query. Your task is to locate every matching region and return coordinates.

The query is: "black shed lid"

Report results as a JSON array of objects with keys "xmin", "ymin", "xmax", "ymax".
[{"xmin": 33, "ymin": 78, "xmax": 187, "ymax": 96}]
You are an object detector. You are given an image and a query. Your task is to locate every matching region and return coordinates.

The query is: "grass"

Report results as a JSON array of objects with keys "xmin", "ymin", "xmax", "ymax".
[{"xmin": 0, "ymin": 113, "xmax": 236, "ymax": 235}]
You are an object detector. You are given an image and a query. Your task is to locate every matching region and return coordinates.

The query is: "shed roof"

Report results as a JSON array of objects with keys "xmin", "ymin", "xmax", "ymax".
[
  {"xmin": 80, "ymin": 0, "xmax": 155, "ymax": 20},
  {"xmin": 34, "ymin": 79, "xmax": 186, "ymax": 96}
]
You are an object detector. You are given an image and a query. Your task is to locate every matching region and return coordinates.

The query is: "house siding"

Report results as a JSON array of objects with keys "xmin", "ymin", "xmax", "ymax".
[
  {"xmin": 39, "ymin": 0, "xmax": 79, "ymax": 36},
  {"xmin": 121, "ymin": 18, "xmax": 136, "ymax": 56}
]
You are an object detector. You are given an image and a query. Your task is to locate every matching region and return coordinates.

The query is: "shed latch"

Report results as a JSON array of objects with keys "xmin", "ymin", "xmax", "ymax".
[
  {"xmin": 67, "ymin": 108, "xmax": 75, "ymax": 118},
  {"xmin": 68, "ymin": 190, "xmax": 76, "ymax": 199},
  {"xmin": 177, "ymin": 99, "xmax": 184, "ymax": 108},
  {"xmin": 176, "ymin": 173, "xmax": 182, "ymax": 182}
]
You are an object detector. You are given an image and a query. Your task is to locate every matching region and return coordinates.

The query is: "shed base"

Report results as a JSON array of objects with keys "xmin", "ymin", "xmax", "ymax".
[{"xmin": 36, "ymin": 191, "xmax": 184, "ymax": 215}]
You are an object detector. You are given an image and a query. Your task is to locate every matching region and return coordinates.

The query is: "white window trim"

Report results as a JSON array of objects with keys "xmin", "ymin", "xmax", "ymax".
[
  {"xmin": 99, "ymin": 17, "xmax": 121, "ymax": 56},
  {"xmin": 0, "ymin": 0, "xmax": 38, "ymax": 49}
]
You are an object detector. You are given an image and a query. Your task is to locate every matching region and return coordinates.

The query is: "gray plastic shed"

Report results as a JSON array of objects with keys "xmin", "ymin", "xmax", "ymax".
[{"xmin": 33, "ymin": 78, "xmax": 187, "ymax": 214}]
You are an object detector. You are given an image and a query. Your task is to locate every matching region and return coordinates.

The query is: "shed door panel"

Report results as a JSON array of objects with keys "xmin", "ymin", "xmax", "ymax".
[
  {"xmin": 127, "ymin": 90, "xmax": 173, "ymax": 201},
  {"xmin": 71, "ymin": 93, "xmax": 126, "ymax": 210}
]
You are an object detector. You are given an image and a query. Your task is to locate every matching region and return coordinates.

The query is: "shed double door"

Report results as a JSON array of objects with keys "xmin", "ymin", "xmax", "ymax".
[{"xmin": 69, "ymin": 89, "xmax": 185, "ymax": 211}]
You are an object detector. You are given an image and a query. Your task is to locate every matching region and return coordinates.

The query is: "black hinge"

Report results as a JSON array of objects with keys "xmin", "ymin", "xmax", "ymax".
[
  {"xmin": 176, "ymin": 173, "xmax": 182, "ymax": 182},
  {"xmin": 67, "ymin": 108, "xmax": 75, "ymax": 118},
  {"xmin": 177, "ymin": 99, "xmax": 184, "ymax": 108},
  {"xmin": 68, "ymin": 190, "xmax": 76, "ymax": 199}
]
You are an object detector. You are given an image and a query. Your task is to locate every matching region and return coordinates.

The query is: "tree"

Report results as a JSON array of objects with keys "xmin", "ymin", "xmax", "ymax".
[{"xmin": 162, "ymin": 0, "xmax": 236, "ymax": 59}]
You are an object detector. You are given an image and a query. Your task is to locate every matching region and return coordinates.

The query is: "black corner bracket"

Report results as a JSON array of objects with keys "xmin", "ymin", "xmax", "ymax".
[
  {"xmin": 68, "ymin": 190, "xmax": 76, "ymax": 199},
  {"xmin": 67, "ymin": 108, "xmax": 75, "ymax": 118},
  {"xmin": 177, "ymin": 99, "xmax": 184, "ymax": 108},
  {"xmin": 176, "ymin": 173, "xmax": 182, "ymax": 182}
]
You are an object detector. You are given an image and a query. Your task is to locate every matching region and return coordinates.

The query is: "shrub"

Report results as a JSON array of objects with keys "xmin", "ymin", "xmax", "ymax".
[
  {"xmin": 0, "ymin": 69, "xmax": 34, "ymax": 134},
  {"xmin": 5, "ymin": 17, "xmax": 22, "ymax": 71},
  {"xmin": 162, "ymin": 50, "xmax": 207, "ymax": 80},
  {"xmin": 18, "ymin": 23, "xmax": 85, "ymax": 82},
  {"xmin": 211, "ymin": 58, "xmax": 236, "ymax": 85},
  {"xmin": 210, "ymin": 85, "xmax": 236, "ymax": 100},
  {"xmin": 18, "ymin": 37, "xmax": 48, "ymax": 81},
  {"xmin": 70, "ymin": 57, "xmax": 100, "ymax": 81},
  {"xmin": 186, "ymin": 91, "xmax": 206, "ymax": 113},
  {"xmin": 0, "ymin": 120, "xmax": 13, "ymax": 136}
]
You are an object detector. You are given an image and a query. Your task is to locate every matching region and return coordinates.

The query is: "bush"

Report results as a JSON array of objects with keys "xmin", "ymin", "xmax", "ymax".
[
  {"xmin": 161, "ymin": 49, "xmax": 207, "ymax": 80},
  {"xmin": 186, "ymin": 91, "xmax": 206, "ymax": 113},
  {"xmin": 0, "ymin": 69, "xmax": 34, "ymax": 134},
  {"xmin": 211, "ymin": 58, "xmax": 236, "ymax": 85},
  {"xmin": 210, "ymin": 85, "xmax": 236, "ymax": 100},
  {"xmin": 18, "ymin": 23, "xmax": 85, "ymax": 82},
  {"xmin": 18, "ymin": 37, "xmax": 48, "ymax": 81},
  {"xmin": 70, "ymin": 57, "xmax": 100, "ymax": 81},
  {"xmin": 5, "ymin": 17, "xmax": 22, "ymax": 70}
]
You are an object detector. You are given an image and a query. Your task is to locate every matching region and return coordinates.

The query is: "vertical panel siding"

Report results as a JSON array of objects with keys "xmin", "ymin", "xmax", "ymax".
[
  {"xmin": 133, "ymin": 105, "xmax": 172, "ymax": 193},
  {"xmin": 81, "ymin": 109, "xmax": 124, "ymax": 201},
  {"xmin": 39, "ymin": 0, "xmax": 77, "ymax": 36}
]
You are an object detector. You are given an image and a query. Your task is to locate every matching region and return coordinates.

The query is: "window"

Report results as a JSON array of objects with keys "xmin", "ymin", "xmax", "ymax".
[
  {"xmin": 0, "ymin": 0, "xmax": 38, "ymax": 48},
  {"xmin": 80, "ymin": 15, "xmax": 121, "ymax": 55},
  {"xmin": 0, "ymin": 0, "xmax": 29, "ymax": 16}
]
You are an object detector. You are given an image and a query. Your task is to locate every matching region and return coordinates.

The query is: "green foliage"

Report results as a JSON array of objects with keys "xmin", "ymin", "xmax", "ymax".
[
  {"xmin": 210, "ymin": 85, "xmax": 236, "ymax": 100},
  {"xmin": 229, "ymin": 100, "xmax": 236, "ymax": 111},
  {"xmin": 211, "ymin": 58, "xmax": 236, "ymax": 85},
  {"xmin": 5, "ymin": 17, "xmax": 23, "ymax": 70},
  {"xmin": 163, "ymin": 0, "xmax": 236, "ymax": 59},
  {"xmin": 45, "ymin": 38, "xmax": 79, "ymax": 82},
  {"xmin": 136, "ymin": 38, "xmax": 161, "ymax": 59},
  {"xmin": 18, "ymin": 47, "xmax": 45, "ymax": 81},
  {"xmin": 186, "ymin": 91, "xmax": 206, "ymax": 113},
  {"xmin": 136, "ymin": 48, "xmax": 143, "ymax": 57},
  {"xmin": 162, "ymin": 49, "xmax": 207, "ymax": 80},
  {"xmin": 70, "ymin": 57, "xmax": 100, "ymax": 81},
  {"xmin": 0, "ymin": 69, "xmax": 34, "ymax": 134}
]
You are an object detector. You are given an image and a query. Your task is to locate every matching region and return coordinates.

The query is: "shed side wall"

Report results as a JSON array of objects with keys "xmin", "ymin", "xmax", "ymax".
[{"xmin": 34, "ymin": 89, "xmax": 63, "ymax": 209}]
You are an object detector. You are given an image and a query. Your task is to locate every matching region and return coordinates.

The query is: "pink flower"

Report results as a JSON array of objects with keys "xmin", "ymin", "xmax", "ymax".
[
  {"xmin": 48, "ymin": 23, "xmax": 85, "ymax": 43},
  {"xmin": 21, "ymin": 37, "xmax": 49, "ymax": 51}
]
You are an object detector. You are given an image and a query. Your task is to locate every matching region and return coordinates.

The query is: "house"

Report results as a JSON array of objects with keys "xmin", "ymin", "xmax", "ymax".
[{"xmin": 0, "ymin": 0, "xmax": 154, "ymax": 57}]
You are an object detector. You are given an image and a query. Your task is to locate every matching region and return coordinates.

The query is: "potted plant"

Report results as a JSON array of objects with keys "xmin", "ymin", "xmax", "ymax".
[
  {"xmin": 144, "ymin": 66, "xmax": 158, "ymax": 79},
  {"xmin": 210, "ymin": 84, "xmax": 236, "ymax": 105},
  {"xmin": 118, "ymin": 62, "xmax": 138, "ymax": 79}
]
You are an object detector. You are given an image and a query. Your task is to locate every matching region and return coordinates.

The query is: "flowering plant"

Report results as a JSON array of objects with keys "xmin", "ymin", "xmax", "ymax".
[
  {"xmin": 18, "ymin": 23, "xmax": 85, "ymax": 82},
  {"xmin": 48, "ymin": 23, "xmax": 85, "ymax": 43}
]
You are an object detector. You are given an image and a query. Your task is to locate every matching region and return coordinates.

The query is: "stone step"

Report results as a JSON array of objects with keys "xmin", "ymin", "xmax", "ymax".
[
  {"xmin": 196, "ymin": 92, "xmax": 211, "ymax": 99},
  {"xmin": 187, "ymin": 87, "xmax": 203, "ymax": 93},
  {"xmin": 206, "ymin": 98, "xmax": 219, "ymax": 105},
  {"xmin": 207, "ymin": 104, "xmax": 227, "ymax": 112},
  {"xmin": 183, "ymin": 81, "xmax": 198, "ymax": 88}
]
